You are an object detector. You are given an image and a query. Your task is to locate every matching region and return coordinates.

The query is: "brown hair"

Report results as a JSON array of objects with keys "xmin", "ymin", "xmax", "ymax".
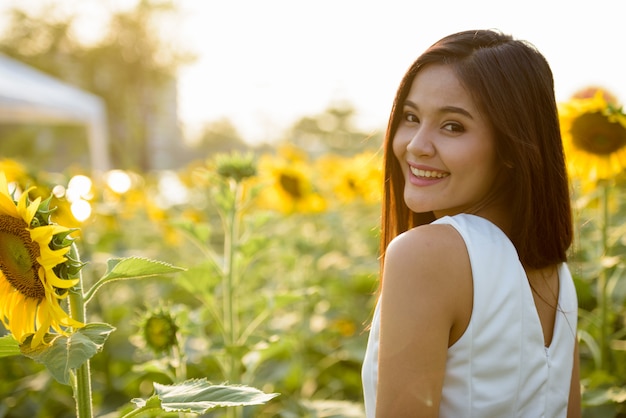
[{"xmin": 380, "ymin": 29, "xmax": 572, "ymax": 270}]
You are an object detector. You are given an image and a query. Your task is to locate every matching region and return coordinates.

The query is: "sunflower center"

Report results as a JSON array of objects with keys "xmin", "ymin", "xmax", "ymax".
[
  {"xmin": 144, "ymin": 314, "xmax": 178, "ymax": 352},
  {"xmin": 347, "ymin": 177, "xmax": 357, "ymax": 191},
  {"xmin": 0, "ymin": 215, "xmax": 45, "ymax": 300},
  {"xmin": 279, "ymin": 173, "xmax": 303, "ymax": 199},
  {"xmin": 570, "ymin": 112, "xmax": 626, "ymax": 155}
]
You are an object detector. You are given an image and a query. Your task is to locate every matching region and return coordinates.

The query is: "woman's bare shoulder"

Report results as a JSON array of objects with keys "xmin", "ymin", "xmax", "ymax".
[
  {"xmin": 385, "ymin": 223, "xmax": 467, "ymax": 269},
  {"xmin": 382, "ymin": 223, "xmax": 471, "ymax": 307}
]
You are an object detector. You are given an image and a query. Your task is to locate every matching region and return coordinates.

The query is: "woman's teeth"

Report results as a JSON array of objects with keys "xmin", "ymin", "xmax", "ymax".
[{"xmin": 410, "ymin": 167, "xmax": 449, "ymax": 179}]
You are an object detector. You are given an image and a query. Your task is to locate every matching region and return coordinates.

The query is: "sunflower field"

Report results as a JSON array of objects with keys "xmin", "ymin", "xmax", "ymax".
[
  {"xmin": 560, "ymin": 88, "xmax": 626, "ymax": 417},
  {"xmin": 1, "ymin": 87, "xmax": 626, "ymax": 418},
  {"xmin": 0, "ymin": 145, "xmax": 382, "ymax": 417}
]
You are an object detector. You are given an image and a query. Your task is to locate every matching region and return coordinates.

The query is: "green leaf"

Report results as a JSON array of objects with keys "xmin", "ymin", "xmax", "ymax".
[
  {"xmin": 20, "ymin": 323, "xmax": 116, "ymax": 385},
  {"xmin": 132, "ymin": 394, "xmax": 163, "ymax": 408},
  {"xmin": 85, "ymin": 257, "xmax": 186, "ymax": 303},
  {"xmin": 131, "ymin": 359, "xmax": 177, "ymax": 382},
  {"xmin": 171, "ymin": 219, "xmax": 211, "ymax": 245},
  {"xmin": 0, "ymin": 335, "xmax": 20, "ymax": 358},
  {"xmin": 101, "ymin": 257, "xmax": 186, "ymax": 281},
  {"xmin": 131, "ymin": 379, "xmax": 279, "ymax": 413},
  {"xmin": 584, "ymin": 386, "xmax": 626, "ymax": 406},
  {"xmin": 301, "ymin": 399, "xmax": 365, "ymax": 417},
  {"xmin": 177, "ymin": 261, "xmax": 222, "ymax": 297}
]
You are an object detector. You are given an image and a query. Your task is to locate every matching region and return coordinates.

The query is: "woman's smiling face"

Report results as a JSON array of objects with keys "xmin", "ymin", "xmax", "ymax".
[{"xmin": 393, "ymin": 64, "xmax": 501, "ymax": 219}]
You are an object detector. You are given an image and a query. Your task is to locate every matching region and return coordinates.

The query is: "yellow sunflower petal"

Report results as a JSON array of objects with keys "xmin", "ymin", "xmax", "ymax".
[
  {"xmin": 0, "ymin": 282, "xmax": 11, "ymax": 327},
  {"xmin": 0, "ymin": 172, "xmax": 19, "ymax": 217},
  {"xmin": 0, "ymin": 171, "xmax": 8, "ymax": 193},
  {"xmin": 0, "ymin": 160, "xmax": 27, "ymax": 182},
  {"xmin": 43, "ymin": 292, "xmax": 83, "ymax": 328},
  {"xmin": 16, "ymin": 187, "xmax": 40, "ymax": 225},
  {"xmin": 37, "ymin": 245, "xmax": 70, "ymax": 266},
  {"xmin": 39, "ymin": 266, "xmax": 79, "ymax": 291},
  {"xmin": 12, "ymin": 297, "xmax": 39, "ymax": 343},
  {"xmin": 31, "ymin": 305, "xmax": 55, "ymax": 348},
  {"xmin": 29, "ymin": 224, "xmax": 70, "ymax": 250},
  {"xmin": 610, "ymin": 112, "xmax": 626, "ymax": 128}
]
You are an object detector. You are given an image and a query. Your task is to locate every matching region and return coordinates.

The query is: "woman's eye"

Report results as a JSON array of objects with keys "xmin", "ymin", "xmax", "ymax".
[
  {"xmin": 442, "ymin": 122, "xmax": 464, "ymax": 133},
  {"xmin": 404, "ymin": 112, "xmax": 419, "ymax": 123}
]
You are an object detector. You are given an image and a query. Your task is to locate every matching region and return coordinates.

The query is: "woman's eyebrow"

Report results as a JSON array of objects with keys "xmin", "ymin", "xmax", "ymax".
[
  {"xmin": 404, "ymin": 100, "xmax": 474, "ymax": 120},
  {"xmin": 440, "ymin": 105, "xmax": 474, "ymax": 120}
]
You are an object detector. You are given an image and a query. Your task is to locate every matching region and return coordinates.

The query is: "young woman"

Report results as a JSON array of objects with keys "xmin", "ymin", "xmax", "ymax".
[{"xmin": 362, "ymin": 30, "xmax": 580, "ymax": 417}]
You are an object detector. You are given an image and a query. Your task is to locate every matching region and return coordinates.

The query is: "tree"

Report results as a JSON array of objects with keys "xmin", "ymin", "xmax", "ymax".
[
  {"xmin": 286, "ymin": 104, "xmax": 383, "ymax": 156},
  {"xmin": 193, "ymin": 118, "xmax": 249, "ymax": 156},
  {"xmin": 0, "ymin": 0, "xmax": 194, "ymax": 171}
]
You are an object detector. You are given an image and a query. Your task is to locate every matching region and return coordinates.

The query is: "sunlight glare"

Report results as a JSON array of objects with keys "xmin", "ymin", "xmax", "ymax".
[
  {"xmin": 156, "ymin": 171, "xmax": 189, "ymax": 208},
  {"xmin": 71, "ymin": 199, "xmax": 92, "ymax": 222},
  {"xmin": 52, "ymin": 184, "xmax": 66, "ymax": 198},
  {"xmin": 105, "ymin": 170, "xmax": 132, "ymax": 194},
  {"xmin": 67, "ymin": 175, "xmax": 93, "ymax": 201}
]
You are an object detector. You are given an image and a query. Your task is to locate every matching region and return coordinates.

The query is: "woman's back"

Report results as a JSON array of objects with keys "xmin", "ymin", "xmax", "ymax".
[{"xmin": 362, "ymin": 214, "xmax": 578, "ymax": 417}]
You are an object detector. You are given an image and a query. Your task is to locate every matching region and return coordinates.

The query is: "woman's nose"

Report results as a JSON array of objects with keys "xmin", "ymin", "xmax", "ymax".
[{"xmin": 406, "ymin": 127, "xmax": 435, "ymax": 157}]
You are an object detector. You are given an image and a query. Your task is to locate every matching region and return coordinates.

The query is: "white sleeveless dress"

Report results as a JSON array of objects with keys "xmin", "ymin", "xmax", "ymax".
[{"xmin": 362, "ymin": 214, "xmax": 578, "ymax": 417}]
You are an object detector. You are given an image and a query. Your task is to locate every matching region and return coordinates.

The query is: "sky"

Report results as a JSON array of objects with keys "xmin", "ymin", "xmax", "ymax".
[{"xmin": 1, "ymin": 0, "xmax": 625, "ymax": 144}]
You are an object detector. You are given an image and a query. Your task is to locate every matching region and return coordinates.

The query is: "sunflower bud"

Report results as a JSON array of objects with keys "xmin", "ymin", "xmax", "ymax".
[
  {"xmin": 139, "ymin": 308, "xmax": 179, "ymax": 354},
  {"xmin": 215, "ymin": 152, "xmax": 257, "ymax": 183}
]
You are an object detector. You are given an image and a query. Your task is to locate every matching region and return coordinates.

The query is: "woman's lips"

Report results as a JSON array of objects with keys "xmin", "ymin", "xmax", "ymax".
[{"xmin": 407, "ymin": 164, "xmax": 450, "ymax": 186}]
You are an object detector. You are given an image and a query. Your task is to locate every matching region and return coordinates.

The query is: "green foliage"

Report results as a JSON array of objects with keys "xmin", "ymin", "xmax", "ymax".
[
  {"xmin": 572, "ymin": 177, "xmax": 626, "ymax": 417},
  {"xmin": 130, "ymin": 380, "xmax": 279, "ymax": 414},
  {"xmin": 0, "ymin": 335, "xmax": 20, "ymax": 357},
  {"xmin": 19, "ymin": 323, "xmax": 115, "ymax": 385},
  {"xmin": 0, "ymin": 124, "xmax": 91, "ymax": 173},
  {"xmin": 0, "ymin": 146, "xmax": 379, "ymax": 416}
]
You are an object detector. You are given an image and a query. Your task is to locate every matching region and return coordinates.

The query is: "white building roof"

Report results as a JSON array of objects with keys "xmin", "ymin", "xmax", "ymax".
[{"xmin": 0, "ymin": 53, "xmax": 110, "ymax": 171}]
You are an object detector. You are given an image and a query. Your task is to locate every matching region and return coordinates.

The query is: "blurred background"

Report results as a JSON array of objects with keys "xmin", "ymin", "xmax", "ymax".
[
  {"xmin": 0, "ymin": 0, "xmax": 624, "ymax": 172},
  {"xmin": 1, "ymin": 1, "xmax": 625, "ymax": 417}
]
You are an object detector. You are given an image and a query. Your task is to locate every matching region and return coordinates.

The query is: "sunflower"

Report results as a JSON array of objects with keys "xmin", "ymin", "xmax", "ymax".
[
  {"xmin": 317, "ymin": 151, "xmax": 382, "ymax": 205},
  {"xmin": 137, "ymin": 306, "xmax": 180, "ymax": 355},
  {"xmin": 0, "ymin": 171, "xmax": 83, "ymax": 348},
  {"xmin": 559, "ymin": 88, "xmax": 626, "ymax": 181},
  {"xmin": 256, "ymin": 148, "xmax": 326, "ymax": 214}
]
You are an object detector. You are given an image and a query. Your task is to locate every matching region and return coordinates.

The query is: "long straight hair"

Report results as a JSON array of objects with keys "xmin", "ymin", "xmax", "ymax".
[{"xmin": 380, "ymin": 29, "xmax": 572, "ymax": 272}]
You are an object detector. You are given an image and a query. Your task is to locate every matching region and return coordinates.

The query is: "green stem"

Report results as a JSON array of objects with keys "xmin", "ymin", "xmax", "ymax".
[
  {"xmin": 222, "ymin": 186, "xmax": 233, "ymax": 349},
  {"xmin": 172, "ymin": 344, "xmax": 187, "ymax": 382},
  {"xmin": 598, "ymin": 182, "xmax": 611, "ymax": 371},
  {"xmin": 68, "ymin": 244, "xmax": 93, "ymax": 418},
  {"xmin": 120, "ymin": 406, "xmax": 163, "ymax": 418},
  {"xmin": 223, "ymin": 180, "xmax": 243, "ymax": 418}
]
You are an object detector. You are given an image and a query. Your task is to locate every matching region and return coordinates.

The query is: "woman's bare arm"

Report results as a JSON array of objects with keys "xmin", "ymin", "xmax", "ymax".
[
  {"xmin": 567, "ymin": 340, "xmax": 581, "ymax": 418},
  {"xmin": 375, "ymin": 224, "xmax": 472, "ymax": 418}
]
